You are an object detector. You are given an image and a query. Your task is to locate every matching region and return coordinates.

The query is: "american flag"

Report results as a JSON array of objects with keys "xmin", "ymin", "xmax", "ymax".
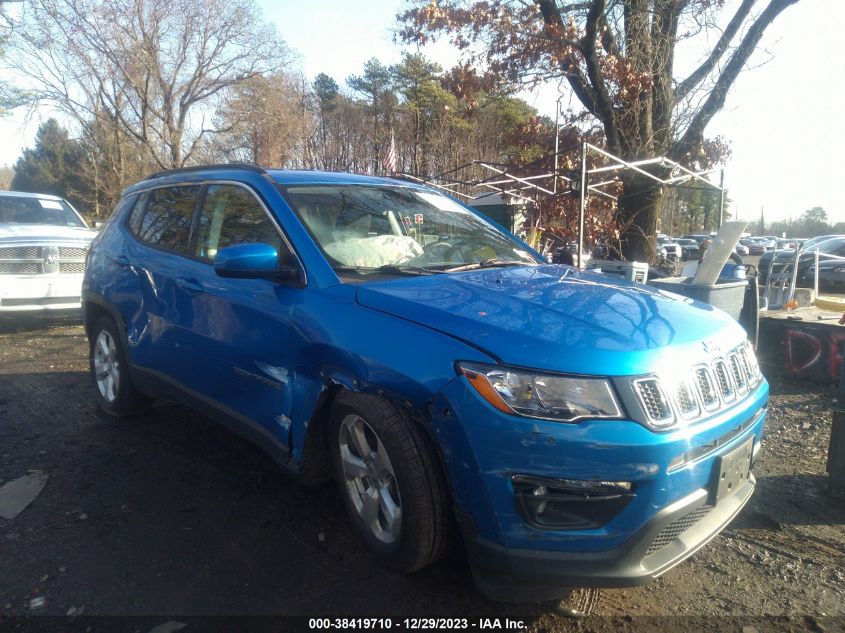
[{"xmin": 383, "ymin": 130, "xmax": 397, "ymax": 174}]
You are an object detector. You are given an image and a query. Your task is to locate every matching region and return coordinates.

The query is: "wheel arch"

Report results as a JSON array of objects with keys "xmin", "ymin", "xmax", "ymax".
[{"xmin": 83, "ymin": 292, "xmax": 128, "ymax": 342}]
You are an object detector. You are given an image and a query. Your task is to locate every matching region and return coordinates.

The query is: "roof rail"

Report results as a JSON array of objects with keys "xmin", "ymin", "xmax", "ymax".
[{"xmin": 144, "ymin": 163, "xmax": 268, "ymax": 180}]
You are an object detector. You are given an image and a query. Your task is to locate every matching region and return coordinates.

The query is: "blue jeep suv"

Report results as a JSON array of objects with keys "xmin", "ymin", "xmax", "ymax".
[{"xmin": 82, "ymin": 165, "xmax": 768, "ymax": 601}]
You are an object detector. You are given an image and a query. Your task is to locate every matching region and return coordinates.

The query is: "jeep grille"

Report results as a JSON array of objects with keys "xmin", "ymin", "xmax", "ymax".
[{"xmin": 633, "ymin": 341, "xmax": 762, "ymax": 429}]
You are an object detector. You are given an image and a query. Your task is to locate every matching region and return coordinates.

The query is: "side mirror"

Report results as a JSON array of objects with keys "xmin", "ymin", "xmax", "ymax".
[{"xmin": 213, "ymin": 243, "xmax": 299, "ymax": 282}]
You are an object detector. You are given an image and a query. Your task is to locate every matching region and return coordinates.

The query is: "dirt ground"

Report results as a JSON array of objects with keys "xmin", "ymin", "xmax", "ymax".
[{"xmin": 0, "ymin": 319, "xmax": 843, "ymax": 632}]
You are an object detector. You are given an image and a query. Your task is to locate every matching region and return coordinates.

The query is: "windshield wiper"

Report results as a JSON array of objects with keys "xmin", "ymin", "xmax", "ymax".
[
  {"xmin": 443, "ymin": 258, "xmax": 532, "ymax": 273},
  {"xmin": 334, "ymin": 265, "xmax": 445, "ymax": 276}
]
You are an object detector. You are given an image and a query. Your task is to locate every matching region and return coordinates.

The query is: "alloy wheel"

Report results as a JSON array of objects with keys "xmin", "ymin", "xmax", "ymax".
[
  {"xmin": 93, "ymin": 329, "xmax": 120, "ymax": 403},
  {"xmin": 338, "ymin": 413, "xmax": 402, "ymax": 544}
]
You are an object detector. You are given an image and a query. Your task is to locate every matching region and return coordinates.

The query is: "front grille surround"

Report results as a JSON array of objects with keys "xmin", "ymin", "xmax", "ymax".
[{"xmin": 631, "ymin": 341, "xmax": 762, "ymax": 430}]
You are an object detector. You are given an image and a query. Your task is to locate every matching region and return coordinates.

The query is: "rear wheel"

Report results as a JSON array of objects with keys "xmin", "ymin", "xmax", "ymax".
[
  {"xmin": 330, "ymin": 393, "xmax": 450, "ymax": 572},
  {"xmin": 89, "ymin": 315, "xmax": 150, "ymax": 416}
]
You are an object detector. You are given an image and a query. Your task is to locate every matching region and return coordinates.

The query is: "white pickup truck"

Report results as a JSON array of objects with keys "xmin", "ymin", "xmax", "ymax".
[{"xmin": 0, "ymin": 191, "xmax": 96, "ymax": 314}]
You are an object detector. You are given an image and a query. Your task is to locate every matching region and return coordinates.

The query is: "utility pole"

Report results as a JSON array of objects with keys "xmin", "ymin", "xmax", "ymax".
[
  {"xmin": 553, "ymin": 95, "xmax": 562, "ymax": 195},
  {"xmin": 578, "ymin": 141, "xmax": 586, "ymax": 268}
]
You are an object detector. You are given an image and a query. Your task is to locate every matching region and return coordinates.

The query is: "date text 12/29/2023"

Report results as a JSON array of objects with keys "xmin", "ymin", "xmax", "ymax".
[{"xmin": 308, "ymin": 619, "xmax": 527, "ymax": 630}]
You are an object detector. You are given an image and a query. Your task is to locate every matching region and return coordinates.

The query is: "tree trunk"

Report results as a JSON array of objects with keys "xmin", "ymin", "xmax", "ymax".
[{"xmin": 617, "ymin": 173, "xmax": 664, "ymax": 262}]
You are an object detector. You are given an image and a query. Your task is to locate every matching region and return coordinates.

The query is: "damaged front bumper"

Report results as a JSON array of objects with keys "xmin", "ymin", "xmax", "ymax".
[{"xmin": 430, "ymin": 376, "xmax": 768, "ymax": 602}]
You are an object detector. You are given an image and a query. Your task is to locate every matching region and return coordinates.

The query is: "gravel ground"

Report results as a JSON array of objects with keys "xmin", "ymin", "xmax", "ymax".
[{"xmin": 0, "ymin": 320, "xmax": 843, "ymax": 632}]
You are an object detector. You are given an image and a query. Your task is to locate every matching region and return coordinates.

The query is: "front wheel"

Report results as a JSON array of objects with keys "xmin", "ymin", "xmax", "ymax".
[
  {"xmin": 89, "ymin": 315, "xmax": 150, "ymax": 416},
  {"xmin": 330, "ymin": 393, "xmax": 450, "ymax": 573}
]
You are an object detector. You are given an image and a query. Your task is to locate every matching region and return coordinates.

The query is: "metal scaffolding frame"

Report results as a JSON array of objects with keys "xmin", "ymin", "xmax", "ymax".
[{"xmin": 399, "ymin": 142, "xmax": 726, "ymax": 267}]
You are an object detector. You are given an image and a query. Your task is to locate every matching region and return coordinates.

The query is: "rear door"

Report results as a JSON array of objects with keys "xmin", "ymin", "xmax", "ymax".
[{"xmin": 122, "ymin": 184, "xmax": 203, "ymax": 384}]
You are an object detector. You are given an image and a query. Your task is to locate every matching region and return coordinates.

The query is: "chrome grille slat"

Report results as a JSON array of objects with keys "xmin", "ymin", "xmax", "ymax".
[
  {"xmin": 675, "ymin": 379, "xmax": 700, "ymax": 419},
  {"xmin": 634, "ymin": 379, "xmax": 673, "ymax": 426},
  {"xmin": 694, "ymin": 366, "xmax": 720, "ymax": 411},
  {"xmin": 729, "ymin": 353, "xmax": 748, "ymax": 394},
  {"xmin": 713, "ymin": 359, "xmax": 735, "ymax": 402},
  {"xmin": 739, "ymin": 345, "xmax": 760, "ymax": 387}
]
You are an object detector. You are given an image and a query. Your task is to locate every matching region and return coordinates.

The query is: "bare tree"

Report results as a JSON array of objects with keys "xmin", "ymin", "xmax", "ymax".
[
  {"xmin": 400, "ymin": 0, "xmax": 801, "ymax": 261},
  {"xmin": 212, "ymin": 73, "xmax": 307, "ymax": 167},
  {"xmin": 7, "ymin": 0, "xmax": 292, "ymax": 169}
]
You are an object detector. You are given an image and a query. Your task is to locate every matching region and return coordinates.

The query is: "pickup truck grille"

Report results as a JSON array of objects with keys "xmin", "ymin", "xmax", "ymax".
[
  {"xmin": 633, "ymin": 341, "xmax": 762, "ymax": 429},
  {"xmin": 0, "ymin": 245, "xmax": 88, "ymax": 275}
]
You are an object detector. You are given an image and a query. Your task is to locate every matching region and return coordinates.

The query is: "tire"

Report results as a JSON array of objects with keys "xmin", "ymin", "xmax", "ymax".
[
  {"xmin": 88, "ymin": 315, "xmax": 150, "ymax": 416},
  {"xmin": 329, "ymin": 393, "xmax": 450, "ymax": 573}
]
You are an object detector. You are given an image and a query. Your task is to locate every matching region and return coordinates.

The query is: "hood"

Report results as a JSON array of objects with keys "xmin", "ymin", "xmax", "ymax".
[
  {"xmin": 356, "ymin": 265, "xmax": 747, "ymax": 377},
  {"xmin": 0, "ymin": 223, "xmax": 97, "ymax": 243}
]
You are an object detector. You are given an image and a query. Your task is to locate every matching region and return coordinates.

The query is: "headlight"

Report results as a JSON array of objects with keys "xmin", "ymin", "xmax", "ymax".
[{"xmin": 457, "ymin": 362, "xmax": 623, "ymax": 422}]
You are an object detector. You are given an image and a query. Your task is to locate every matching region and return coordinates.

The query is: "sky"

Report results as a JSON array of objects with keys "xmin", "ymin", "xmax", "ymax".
[{"xmin": 1, "ymin": 0, "xmax": 842, "ymax": 224}]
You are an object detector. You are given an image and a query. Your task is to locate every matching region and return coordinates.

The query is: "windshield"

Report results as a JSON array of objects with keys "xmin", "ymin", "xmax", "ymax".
[
  {"xmin": 281, "ymin": 184, "xmax": 540, "ymax": 273},
  {"xmin": 0, "ymin": 195, "xmax": 86, "ymax": 228}
]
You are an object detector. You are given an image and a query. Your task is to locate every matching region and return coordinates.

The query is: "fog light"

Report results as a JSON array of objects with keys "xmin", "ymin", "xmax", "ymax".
[{"xmin": 512, "ymin": 475, "xmax": 635, "ymax": 530}]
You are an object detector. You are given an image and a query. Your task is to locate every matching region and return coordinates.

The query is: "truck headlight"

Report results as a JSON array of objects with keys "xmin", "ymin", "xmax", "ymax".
[{"xmin": 458, "ymin": 362, "xmax": 624, "ymax": 422}]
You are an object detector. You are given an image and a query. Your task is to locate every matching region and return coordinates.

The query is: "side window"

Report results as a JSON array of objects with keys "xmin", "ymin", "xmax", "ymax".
[
  {"xmin": 129, "ymin": 186, "xmax": 200, "ymax": 254},
  {"xmin": 194, "ymin": 184, "xmax": 284, "ymax": 262}
]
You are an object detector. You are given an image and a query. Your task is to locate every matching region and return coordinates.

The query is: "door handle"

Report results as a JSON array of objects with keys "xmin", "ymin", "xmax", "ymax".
[
  {"xmin": 114, "ymin": 255, "xmax": 130, "ymax": 266},
  {"xmin": 175, "ymin": 277, "xmax": 204, "ymax": 294}
]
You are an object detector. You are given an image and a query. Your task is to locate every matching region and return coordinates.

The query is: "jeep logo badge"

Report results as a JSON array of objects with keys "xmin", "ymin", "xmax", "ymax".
[{"xmin": 702, "ymin": 339, "xmax": 721, "ymax": 354}]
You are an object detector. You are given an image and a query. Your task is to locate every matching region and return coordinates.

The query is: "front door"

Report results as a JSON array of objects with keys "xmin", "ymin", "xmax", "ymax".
[{"xmin": 175, "ymin": 183, "xmax": 301, "ymax": 450}]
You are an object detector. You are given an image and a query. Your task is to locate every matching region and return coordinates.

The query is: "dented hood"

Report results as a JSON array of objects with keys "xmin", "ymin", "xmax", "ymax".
[{"xmin": 355, "ymin": 265, "xmax": 747, "ymax": 377}]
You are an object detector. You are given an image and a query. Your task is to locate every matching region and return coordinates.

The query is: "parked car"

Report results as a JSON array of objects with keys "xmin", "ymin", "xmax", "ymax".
[
  {"xmin": 751, "ymin": 236, "xmax": 777, "ymax": 252},
  {"xmin": 657, "ymin": 236, "xmax": 681, "ymax": 260},
  {"xmin": 0, "ymin": 191, "xmax": 96, "ymax": 315},
  {"xmin": 734, "ymin": 243, "xmax": 749, "ymax": 256},
  {"xmin": 761, "ymin": 237, "xmax": 845, "ymax": 287},
  {"xmin": 759, "ymin": 235, "xmax": 845, "ymax": 284},
  {"xmin": 675, "ymin": 238, "xmax": 701, "ymax": 261},
  {"xmin": 776, "ymin": 239, "xmax": 797, "ymax": 250},
  {"xmin": 82, "ymin": 166, "xmax": 767, "ymax": 602},
  {"xmin": 739, "ymin": 239, "xmax": 765, "ymax": 256},
  {"xmin": 803, "ymin": 259, "xmax": 845, "ymax": 292}
]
